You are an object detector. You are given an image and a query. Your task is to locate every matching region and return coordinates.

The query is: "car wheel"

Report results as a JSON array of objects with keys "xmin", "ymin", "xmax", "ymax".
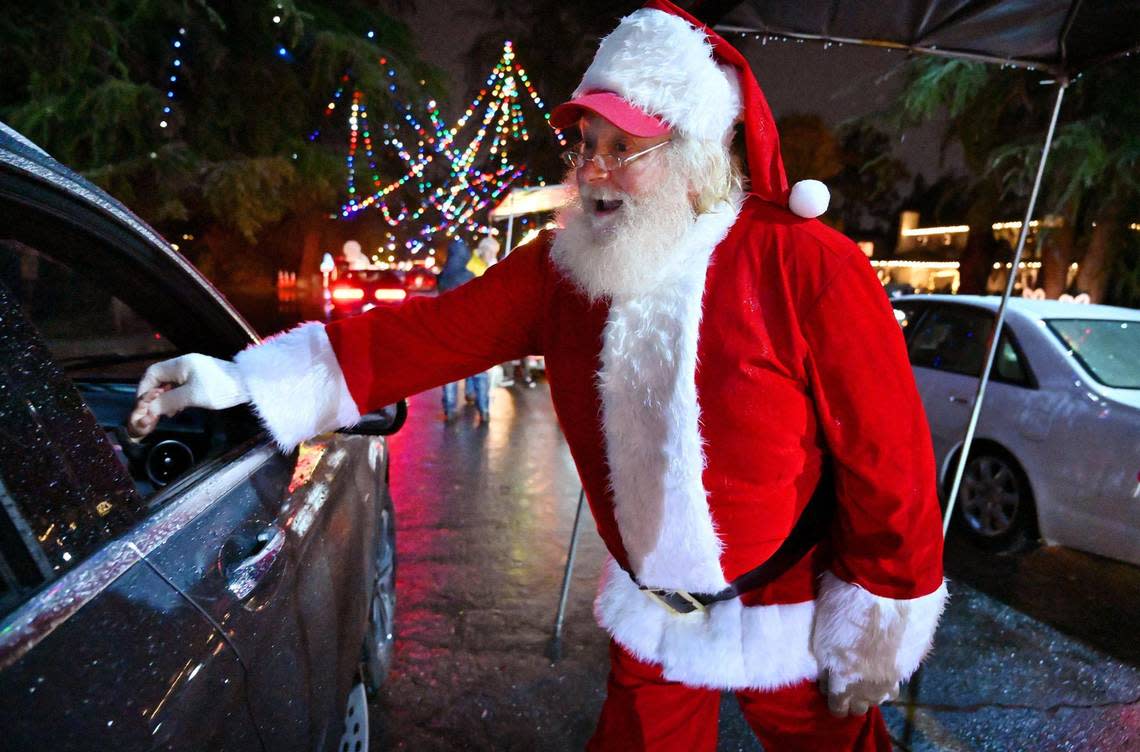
[
  {"xmin": 361, "ymin": 496, "xmax": 396, "ymax": 697},
  {"xmin": 336, "ymin": 682, "xmax": 369, "ymax": 752},
  {"xmin": 954, "ymin": 450, "xmax": 1037, "ymax": 551}
]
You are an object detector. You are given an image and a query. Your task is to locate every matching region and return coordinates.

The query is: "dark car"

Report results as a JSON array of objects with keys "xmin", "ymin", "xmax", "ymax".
[
  {"xmin": 402, "ymin": 267, "xmax": 438, "ymax": 296},
  {"xmin": 0, "ymin": 123, "xmax": 401, "ymax": 751},
  {"xmin": 330, "ymin": 269, "xmax": 409, "ymax": 317}
]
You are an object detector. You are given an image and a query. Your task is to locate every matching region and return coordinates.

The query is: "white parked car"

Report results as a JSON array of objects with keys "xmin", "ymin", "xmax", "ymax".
[{"xmin": 892, "ymin": 295, "xmax": 1140, "ymax": 565}]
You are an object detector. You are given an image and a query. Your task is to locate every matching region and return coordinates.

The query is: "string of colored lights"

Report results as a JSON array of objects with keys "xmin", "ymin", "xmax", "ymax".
[{"xmin": 324, "ymin": 39, "xmax": 565, "ymax": 252}]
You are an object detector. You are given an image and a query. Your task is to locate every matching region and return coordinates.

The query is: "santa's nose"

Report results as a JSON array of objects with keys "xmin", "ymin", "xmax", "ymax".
[{"xmin": 579, "ymin": 159, "xmax": 612, "ymax": 186}]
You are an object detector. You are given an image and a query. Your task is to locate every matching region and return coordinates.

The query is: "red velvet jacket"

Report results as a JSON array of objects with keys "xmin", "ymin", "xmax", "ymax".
[{"xmin": 315, "ymin": 195, "xmax": 946, "ymax": 690}]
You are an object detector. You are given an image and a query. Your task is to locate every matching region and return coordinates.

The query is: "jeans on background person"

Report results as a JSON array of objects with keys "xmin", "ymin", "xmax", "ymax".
[{"xmin": 442, "ymin": 371, "xmax": 491, "ymax": 420}]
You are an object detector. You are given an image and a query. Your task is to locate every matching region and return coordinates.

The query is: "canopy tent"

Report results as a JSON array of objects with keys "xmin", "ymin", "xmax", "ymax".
[
  {"xmin": 489, "ymin": 184, "xmax": 573, "ymax": 252},
  {"xmin": 489, "ymin": 184, "xmax": 572, "ymax": 221},
  {"xmin": 696, "ymin": 0, "xmax": 1140, "ymax": 533},
  {"xmin": 704, "ymin": 0, "xmax": 1140, "ymax": 76}
]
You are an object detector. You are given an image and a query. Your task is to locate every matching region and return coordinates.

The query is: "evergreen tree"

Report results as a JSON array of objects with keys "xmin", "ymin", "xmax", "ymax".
[
  {"xmin": 1, "ymin": 0, "xmax": 443, "ymax": 286},
  {"xmin": 893, "ymin": 56, "xmax": 1140, "ymax": 305}
]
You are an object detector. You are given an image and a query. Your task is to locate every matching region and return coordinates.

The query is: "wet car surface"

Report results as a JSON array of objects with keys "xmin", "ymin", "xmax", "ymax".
[
  {"xmin": 0, "ymin": 123, "xmax": 399, "ymax": 751},
  {"xmin": 893, "ymin": 295, "xmax": 1140, "ymax": 563}
]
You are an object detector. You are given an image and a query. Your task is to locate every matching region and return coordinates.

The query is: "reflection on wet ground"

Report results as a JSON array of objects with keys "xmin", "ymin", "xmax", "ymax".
[{"xmin": 371, "ymin": 385, "xmax": 610, "ymax": 751}]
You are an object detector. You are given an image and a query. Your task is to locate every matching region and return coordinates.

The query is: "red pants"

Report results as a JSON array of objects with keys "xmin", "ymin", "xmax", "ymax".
[{"xmin": 587, "ymin": 642, "xmax": 892, "ymax": 752}]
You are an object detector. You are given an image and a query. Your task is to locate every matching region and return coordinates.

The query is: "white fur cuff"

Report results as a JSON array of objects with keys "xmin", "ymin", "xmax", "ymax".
[
  {"xmin": 234, "ymin": 322, "xmax": 361, "ymax": 451},
  {"xmin": 811, "ymin": 572, "xmax": 948, "ymax": 692}
]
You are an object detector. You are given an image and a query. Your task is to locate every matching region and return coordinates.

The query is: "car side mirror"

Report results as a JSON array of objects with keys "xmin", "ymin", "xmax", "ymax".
[{"xmin": 341, "ymin": 400, "xmax": 407, "ymax": 437}]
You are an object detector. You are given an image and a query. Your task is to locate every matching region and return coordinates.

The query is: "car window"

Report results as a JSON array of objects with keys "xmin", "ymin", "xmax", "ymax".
[
  {"xmin": 909, "ymin": 306, "xmax": 994, "ymax": 376},
  {"xmin": 0, "ymin": 240, "xmax": 177, "ymax": 379},
  {"xmin": 0, "ymin": 546, "xmax": 24, "ymax": 616},
  {"xmin": 0, "ymin": 280, "xmax": 145, "ymax": 613},
  {"xmin": 891, "ymin": 302, "xmax": 927, "ymax": 344},
  {"xmin": 992, "ymin": 337, "xmax": 1030, "ymax": 385},
  {"xmin": 908, "ymin": 305, "xmax": 1030, "ymax": 385},
  {"xmin": 0, "ymin": 230, "xmax": 259, "ymax": 503},
  {"xmin": 1046, "ymin": 319, "xmax": 1140, "ymax": 389}
]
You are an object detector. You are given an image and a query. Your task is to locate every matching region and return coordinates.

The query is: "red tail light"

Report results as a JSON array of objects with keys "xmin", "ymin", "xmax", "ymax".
[
  {"xmin": 331, "ymin": 286, "xmax": 365, "ymax": 302},
  {"xmin": 374, "ymin": 288, "xmax": 407, "ymax": 302}
]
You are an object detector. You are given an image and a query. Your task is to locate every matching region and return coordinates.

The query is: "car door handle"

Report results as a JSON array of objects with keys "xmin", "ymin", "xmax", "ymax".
[
  {"xmin": 948, "ymin": 395, "xmax": 971, "ymax": 405},
  {"xmin": 226, "ymin": 526, "xmax": 285, "ymax": 600}
]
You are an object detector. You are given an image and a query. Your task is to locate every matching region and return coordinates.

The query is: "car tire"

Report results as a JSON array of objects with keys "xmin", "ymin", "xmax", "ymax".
[
  {"xmin": 952, "ymin": 449, "xmax": 1037, "ymax": 552},
  {"xmin": 361, "ymin": 495, "xmax": 396, "ymax": 698}
]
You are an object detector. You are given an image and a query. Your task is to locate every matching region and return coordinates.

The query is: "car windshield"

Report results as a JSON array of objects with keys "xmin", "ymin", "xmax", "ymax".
[{"xmin": 1046, "ymin": 319, "xmax": 1140, "ymax": 389}]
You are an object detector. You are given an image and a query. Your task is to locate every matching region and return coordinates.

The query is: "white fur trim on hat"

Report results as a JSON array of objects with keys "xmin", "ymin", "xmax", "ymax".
[
  {"xmin": 575, "ymin": 8, "xmax": 740, "ymax": 142},
  {"xmin": 789, "ymin": 179, "xmax": 830, "ymax": 218}
]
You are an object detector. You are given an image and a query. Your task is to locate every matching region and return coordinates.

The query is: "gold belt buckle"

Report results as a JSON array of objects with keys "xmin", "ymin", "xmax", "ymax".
[{"xmin": 643, "ymin": 588, "xmax": 707, "ymax": 614}]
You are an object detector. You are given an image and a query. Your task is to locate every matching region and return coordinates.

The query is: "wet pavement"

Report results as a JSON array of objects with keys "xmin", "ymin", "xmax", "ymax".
[{"xmin": 358, "ymin": 380, "xmax": 1140, "ymax": 752}]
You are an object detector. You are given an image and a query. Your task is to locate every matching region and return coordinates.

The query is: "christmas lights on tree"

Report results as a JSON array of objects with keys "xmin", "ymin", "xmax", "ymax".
[
  {"xmin": 158, "ymin": 27, "xmax": 187, "ymax": 133},
  {"xmin": 318, "ymin": 40, "xmax": 565, "ymax": 262}
]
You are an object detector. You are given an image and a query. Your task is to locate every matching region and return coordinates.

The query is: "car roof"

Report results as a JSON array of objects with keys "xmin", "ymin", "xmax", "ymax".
[
  {"xmin": 893, "ymin": 294, "xmax": 1140, "ymax": 322},
  {"xmin": 0, "ymin": 122, "xmax": 257, "ymax": 341}
]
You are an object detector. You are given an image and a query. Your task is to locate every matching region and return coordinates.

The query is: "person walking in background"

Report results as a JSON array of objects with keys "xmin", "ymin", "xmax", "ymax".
[
  {"xmin": 461, "ymin": 236, "xmax": 502, "ymax": 418},
  {"xmin": 435, "ymin": 237, "xmax": 490, "ymax": 422},
  {"xmin": 475, "ymin": 235, "xmax": 501, "ymax": 268},
  {"xmin": 470, "ymin": 236, "xmax": 514, "ymax": 397}
]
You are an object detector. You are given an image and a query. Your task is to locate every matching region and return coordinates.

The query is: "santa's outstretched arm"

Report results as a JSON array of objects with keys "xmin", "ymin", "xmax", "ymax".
[
  {"xmin": 134, "ymin": 237, "xmax": 551, "ymax": 451},
  {"xmin": 799, "ymin": 247, "xmax": 948, "ymax": 716}
]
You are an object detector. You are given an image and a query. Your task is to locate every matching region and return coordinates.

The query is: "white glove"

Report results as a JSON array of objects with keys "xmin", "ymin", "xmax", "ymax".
[
  {"xmin": 818, "ymin": 671, "xmax": 899, "ymax": 717},
  {"xmin": 136, "ymin": 354, "xmax": 250, "ymax": 420}
]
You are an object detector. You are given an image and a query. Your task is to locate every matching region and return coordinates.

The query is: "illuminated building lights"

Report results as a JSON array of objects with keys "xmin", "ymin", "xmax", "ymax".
[{"xmin": 900, "ymin": 225, "xmax": 970, "ymax": 237}]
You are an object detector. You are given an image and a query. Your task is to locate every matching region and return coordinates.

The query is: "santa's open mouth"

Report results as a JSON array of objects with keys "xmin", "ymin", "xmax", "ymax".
[{"xmin": 593, "ymin": 198, "xmax": 623, "ymax": 214}]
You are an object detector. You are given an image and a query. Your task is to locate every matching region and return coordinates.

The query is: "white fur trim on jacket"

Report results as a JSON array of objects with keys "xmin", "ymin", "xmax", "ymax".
[
  {"xmin": 234, "ymin": 322, "xmax": 361, "ymax": 451},
  {"xmin": 596, "ymin": 561, "xmax": 948, "ymax": 692},
  {"xmin": 598, "ymin": 199, "xmax": 740, "ymax": 593},
  {"xmin": 576, "ymin": 8, "xmax": 740, "ymax": 143},
  {"xmin": 811, "ymin": 572, "xmax": 949, "ymax": 693},
  {"xmin": 595, "ymin": 557, "xmax": 819, "ymax": 690}
]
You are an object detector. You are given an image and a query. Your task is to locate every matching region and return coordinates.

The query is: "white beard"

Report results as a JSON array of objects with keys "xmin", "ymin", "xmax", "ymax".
[{"xmin": 550, "ymin": 162, "xmax": 699, "ymax": 301}]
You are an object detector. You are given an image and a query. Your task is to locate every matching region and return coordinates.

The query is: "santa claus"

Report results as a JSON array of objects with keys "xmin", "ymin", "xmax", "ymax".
[{"xmin": 135, "ymin": 2, "xmax": 947, "ymax": 749}]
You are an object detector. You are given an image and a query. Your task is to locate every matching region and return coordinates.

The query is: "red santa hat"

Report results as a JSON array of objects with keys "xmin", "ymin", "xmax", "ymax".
[{"xmin": 550, "ymin": 0, "xmax": 829, "ymax": 219}]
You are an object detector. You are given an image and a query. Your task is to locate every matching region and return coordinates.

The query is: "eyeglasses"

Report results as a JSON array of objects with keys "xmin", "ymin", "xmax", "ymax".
[{"xmin": 560, "ymin": 140, "xmax": 671, "ymax": 172}]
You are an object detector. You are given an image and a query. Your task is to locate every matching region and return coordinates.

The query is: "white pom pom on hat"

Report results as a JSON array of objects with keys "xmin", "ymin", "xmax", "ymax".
[{"xmin": 788, "ymin": 180, "xmax": 830, "ymax": 218}]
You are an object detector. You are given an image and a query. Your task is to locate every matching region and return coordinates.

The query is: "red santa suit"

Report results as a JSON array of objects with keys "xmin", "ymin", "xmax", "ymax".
[{"xmin": 228, "ymin": 2, "xmax": 947, "ymax": 748}]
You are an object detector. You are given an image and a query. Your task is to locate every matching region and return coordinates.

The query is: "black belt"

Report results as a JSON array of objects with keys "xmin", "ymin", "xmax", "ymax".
[{"xmin": 634, "ymin": 467, "xmax": 835, "ymax": 615}]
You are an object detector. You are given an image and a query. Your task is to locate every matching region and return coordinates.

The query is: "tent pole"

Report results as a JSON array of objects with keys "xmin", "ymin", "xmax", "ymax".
[
  {"xmin": 942, "ymin": 79, "xmax": 1068, "ymax": 537},
  {"xmin": 506, "ymin": 215, "xmax": 515, "ymax": 256},
  {"xmin": 547, "ymin": 488, "xmax": 587, "ymax": 661}
]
